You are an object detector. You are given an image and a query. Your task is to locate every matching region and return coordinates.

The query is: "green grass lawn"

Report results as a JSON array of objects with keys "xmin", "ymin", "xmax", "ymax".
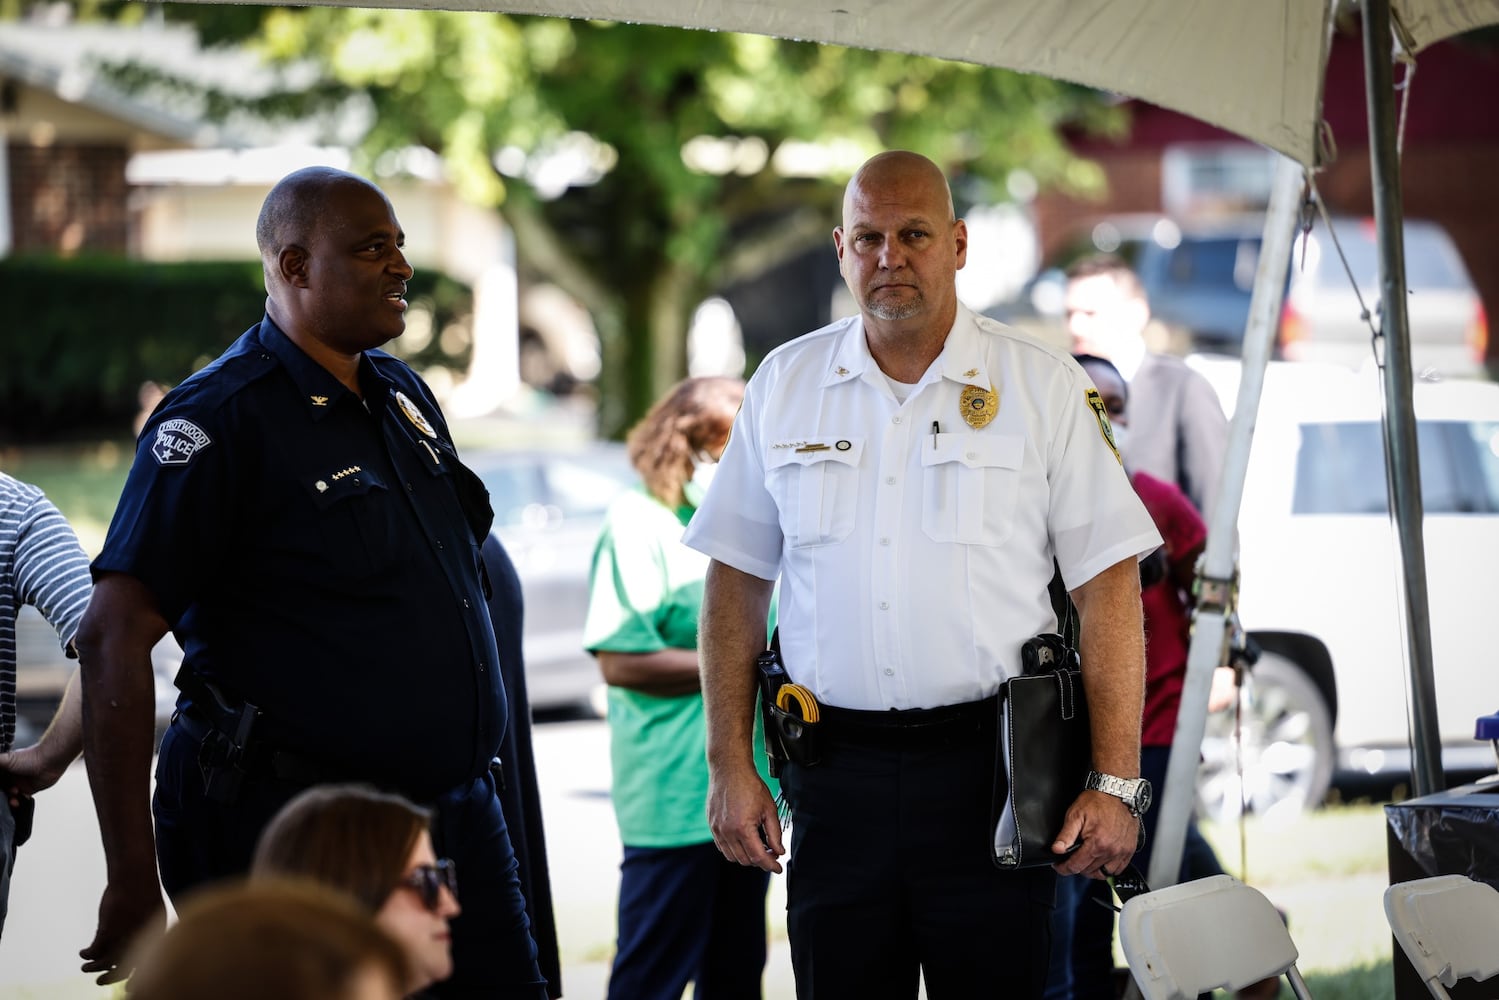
[
  {"xmin": 1, "ymin": 440, "xmax": 135, "ymax": 555},
  {"xmin": 1197, "ymin": 804, "xmax": 1397, "ymax": 999}
]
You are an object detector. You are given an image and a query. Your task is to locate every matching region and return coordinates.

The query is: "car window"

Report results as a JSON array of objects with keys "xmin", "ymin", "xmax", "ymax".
[
  {"xmin": 1291, "ymin": 421, "xmax": 1468, "ymax": 514},
  {"xmin": 1162, "ymin": 237, "xmax": 1259, "ymax": 293},
  {"xmin": 1462, "ymin": 421, "xmax": 1499, "ymax": 512}
]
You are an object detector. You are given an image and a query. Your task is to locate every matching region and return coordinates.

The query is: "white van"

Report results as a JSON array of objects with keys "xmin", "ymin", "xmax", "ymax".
[{"xmin": 1193, "ymin": 359, "xmax": 1499, "ymax": 821}]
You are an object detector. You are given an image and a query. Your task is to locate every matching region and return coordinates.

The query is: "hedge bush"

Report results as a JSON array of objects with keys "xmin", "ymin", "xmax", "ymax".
[{"xmin": 0, "ymin": 256, "xmax": 471, "ymax": 442}]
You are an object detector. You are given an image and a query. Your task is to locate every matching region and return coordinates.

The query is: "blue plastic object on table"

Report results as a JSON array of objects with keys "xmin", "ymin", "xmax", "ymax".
[
  {"xmin": 1479, "ymin": 711, "xmax": 1499, "ymax": 773},
  {"xmin": 1476, "ymin": 711, "xmax": 1499, "ymax": 741}
]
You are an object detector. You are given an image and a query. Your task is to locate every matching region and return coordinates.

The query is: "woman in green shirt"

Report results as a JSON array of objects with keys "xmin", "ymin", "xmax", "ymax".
[{"xmin": 583, "ymin": 376, "xmax": 775, "ymax": 1000}]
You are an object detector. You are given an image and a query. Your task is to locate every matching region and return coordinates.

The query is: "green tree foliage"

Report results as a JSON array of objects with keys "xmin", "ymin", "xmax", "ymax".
[
  {"xmin": 130, "ymin": 5, "xmax": 1120, "ymax": 433},
  {"xmin": 0, "ymin": 256, "xmax": 470, "ymax": 441}
]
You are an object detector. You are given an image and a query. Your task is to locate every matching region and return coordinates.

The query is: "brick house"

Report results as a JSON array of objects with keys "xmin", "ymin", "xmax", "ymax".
[{"xmin": 0, "ymin": 22, "xmax": 208, "ymax": 256}]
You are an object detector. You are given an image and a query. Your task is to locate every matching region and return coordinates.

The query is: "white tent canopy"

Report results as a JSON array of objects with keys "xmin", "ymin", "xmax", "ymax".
[{"xmin": 209, "ymin": 0, "xmax": 1499, "ymax": 167}]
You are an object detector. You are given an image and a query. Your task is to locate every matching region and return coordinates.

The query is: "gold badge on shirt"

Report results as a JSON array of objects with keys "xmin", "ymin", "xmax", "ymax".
[
  {"xmin": 395, "ymin": 391, "xmax": 437, "ymax": 438},
  {"xmin": 1085, "ymin": 388, "xmax": 1122, "ymax": 464},
  {"xmin": 959, "ymin": 384, "xmax": 999, "ymax": 430}
]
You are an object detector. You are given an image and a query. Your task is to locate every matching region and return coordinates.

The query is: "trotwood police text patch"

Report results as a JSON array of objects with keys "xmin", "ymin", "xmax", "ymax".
[{"xmin": 152, "ymin": 419, "xmax": 212, "ymax": 466}]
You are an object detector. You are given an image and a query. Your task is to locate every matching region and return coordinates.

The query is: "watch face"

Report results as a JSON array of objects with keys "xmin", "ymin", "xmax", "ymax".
[{"xmin": 1135, "ymin": 779, "xmax": 1153, "ymax": 814}]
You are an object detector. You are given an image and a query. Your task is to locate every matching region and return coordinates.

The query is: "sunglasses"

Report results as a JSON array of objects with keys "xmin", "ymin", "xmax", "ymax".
[{"xmin": 400, "ymin": 858, "xmax": 459, "ymax": 912}]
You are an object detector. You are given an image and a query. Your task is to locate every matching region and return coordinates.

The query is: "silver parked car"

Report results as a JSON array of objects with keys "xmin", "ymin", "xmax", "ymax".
[
  {"xmin": 468, "ymin": 442, "xmax": 638, "ymax": 713},
  {"xmin": 1277, "ymin": 216, "xmax": 1488, "ymax": 378},
  {"xmin": 1053, "ymin": 213, "xmax": 1489, "ymax": 378}
]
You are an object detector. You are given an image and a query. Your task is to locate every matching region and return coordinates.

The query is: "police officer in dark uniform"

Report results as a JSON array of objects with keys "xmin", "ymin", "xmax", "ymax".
[{"xmin": 74, "ymin": 166, "xmax": 547, "ymax": 998}]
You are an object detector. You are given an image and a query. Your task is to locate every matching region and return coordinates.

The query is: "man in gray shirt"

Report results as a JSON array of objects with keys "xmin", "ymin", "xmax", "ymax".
[{"xmin": 1065, "ymin": 253, "xmax": 1229, "ymax": 517}]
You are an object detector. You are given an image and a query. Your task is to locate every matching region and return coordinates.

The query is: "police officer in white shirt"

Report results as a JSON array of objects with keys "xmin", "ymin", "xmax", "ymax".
[{"xmin": 682, "ymin": 151, "xmax": 1162, "ymax": 998}]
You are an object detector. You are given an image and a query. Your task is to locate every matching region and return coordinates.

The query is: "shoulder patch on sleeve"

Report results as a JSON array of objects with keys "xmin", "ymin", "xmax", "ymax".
[
  {"xmin": 1084, "ymin": 388, "xmax": 1122, "ymax": 465},
  {"xmin": 151, "ymin": 418, "xmax": 212, "ymax": 466}
]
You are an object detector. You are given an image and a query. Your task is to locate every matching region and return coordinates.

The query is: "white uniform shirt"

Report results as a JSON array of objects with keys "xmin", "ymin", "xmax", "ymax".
[{"xmin": 683, "ymin": 305, "xmax": 1161, "ymax": 711}]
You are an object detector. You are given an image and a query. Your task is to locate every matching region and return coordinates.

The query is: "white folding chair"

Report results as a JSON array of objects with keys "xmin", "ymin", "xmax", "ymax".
[
  {"xmin": 1384, "ymin": 874, "xmax": 1499, "ymax": 999},
  {"xmin": 1118, "ymin": 873, "xmax": 1312, "ymax": 1000}
]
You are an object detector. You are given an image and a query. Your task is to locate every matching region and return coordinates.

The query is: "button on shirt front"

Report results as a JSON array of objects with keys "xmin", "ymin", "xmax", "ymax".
[{"xmin": 682, "ymin": 306, "xmax": 1160, "ymax": 712}]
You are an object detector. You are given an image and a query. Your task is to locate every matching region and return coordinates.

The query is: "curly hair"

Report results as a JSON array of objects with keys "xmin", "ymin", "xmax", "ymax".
[
  {"xmin": 251, "ymin": 784, "xmax": 430, "ymax": 915},
  {"xmin": 625, "ymin": 376, "xmax": 745, "ymax": 508}
]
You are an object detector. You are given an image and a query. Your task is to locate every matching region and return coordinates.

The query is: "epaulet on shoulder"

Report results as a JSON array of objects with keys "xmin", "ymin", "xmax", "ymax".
[
  {"xmin": 366, "ymin": 348, "xmax": 423, "ymax": 389},
  {"xmin": 166, "ymin": 328, "xmax": 278, "ymax": 410}
]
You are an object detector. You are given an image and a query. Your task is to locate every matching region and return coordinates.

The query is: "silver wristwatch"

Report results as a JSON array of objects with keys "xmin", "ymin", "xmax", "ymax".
[{"xmin": 1084, "ymin": 770, "xmax": 1153, "ymax": 817}]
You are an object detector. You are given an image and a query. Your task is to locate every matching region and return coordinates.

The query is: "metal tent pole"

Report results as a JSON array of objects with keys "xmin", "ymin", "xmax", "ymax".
[
  {"xmin": 1145, "ymin": 154, "xmax": 1302, "ymax": 893},
  {"xmin": 1361, "ymin": 0, "xmax": 1443, "ymax": 798}
]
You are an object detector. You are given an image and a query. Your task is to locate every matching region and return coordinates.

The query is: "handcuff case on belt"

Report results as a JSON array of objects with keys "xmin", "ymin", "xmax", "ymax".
[{"xmin": 756, "ymin": 648, "xmax": 821, "ymax": 774}]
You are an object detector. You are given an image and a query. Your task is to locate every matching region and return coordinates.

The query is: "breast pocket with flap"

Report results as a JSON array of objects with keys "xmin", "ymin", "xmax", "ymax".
[
  {"xmin": 301, "ymin": 467, "xmax": 399, "ymax": 580},
  {"xmin": 920, "ymin": 432, "xmax": 1024, "ymax": 546},
  {"xmin": 764, "ymin": 438, "xmax": 864, "ymax": 548}
]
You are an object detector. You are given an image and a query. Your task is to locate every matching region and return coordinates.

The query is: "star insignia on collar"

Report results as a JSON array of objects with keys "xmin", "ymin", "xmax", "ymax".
[
  {"xmin": 310, "ymin": 395, "xmax": 330, "ymax": 406},
  {"xmin": 835, "ymin": 366, "xmax": 850, "ymax": 376},
  {"xmin": 962, "ymin": 368, "xmax": 979, "ymax": 379}
]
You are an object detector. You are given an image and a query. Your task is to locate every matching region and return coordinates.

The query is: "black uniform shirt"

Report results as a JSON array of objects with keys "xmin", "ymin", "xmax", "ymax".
[{"xmin": 95, "ymin": 317, "xmax": 504, "ymax": 799}]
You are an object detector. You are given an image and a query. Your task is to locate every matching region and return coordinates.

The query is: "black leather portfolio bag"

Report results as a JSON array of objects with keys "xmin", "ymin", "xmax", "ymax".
[{"xmin": 991, "ymin": 632, "xmax": 1091, "ymax": 869}]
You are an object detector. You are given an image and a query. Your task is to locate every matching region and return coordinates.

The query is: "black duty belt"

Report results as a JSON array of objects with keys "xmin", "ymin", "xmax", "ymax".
[
  {"xmin": 174, "ymin": 706, "xmax": 342, "ymax": 787},
  {"xmin": 818, "ymin": 695, "xmax": 998, "ymax": 749}
]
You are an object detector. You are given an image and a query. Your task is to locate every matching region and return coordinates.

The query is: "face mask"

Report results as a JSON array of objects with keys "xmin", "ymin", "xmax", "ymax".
[
  {"xmin": 1111, "ymin": 424, "xmax": 1131, "ymax": 457},
  {"xmin": 691, "ymin": 460, "xmax": 719, "ymax": 493}
]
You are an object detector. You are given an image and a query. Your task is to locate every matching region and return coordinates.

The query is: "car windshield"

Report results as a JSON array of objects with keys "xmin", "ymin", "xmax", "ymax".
[
  {"xmin": 1292, "ymin": 420, "xmax": 1498, "ymax": 514},
  {"xmin": 1305, "ymin": 224, "xmax": 1469, "ymax": 291}
]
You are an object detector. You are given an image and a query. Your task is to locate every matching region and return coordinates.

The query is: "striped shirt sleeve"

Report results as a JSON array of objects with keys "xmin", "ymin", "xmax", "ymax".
[{"xmin": 12, "ymin": 493, "xmax": 94, "ymax": 653}]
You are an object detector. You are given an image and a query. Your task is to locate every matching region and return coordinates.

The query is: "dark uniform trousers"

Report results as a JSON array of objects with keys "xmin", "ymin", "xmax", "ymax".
[
  {"xmin": 153, "ymin": 719, "xmax": 548, "ymax": 1000},
  {"xmin": 778, "ymin": 712, "xmax": 1056, "ymax": 999},
  {"xmin": 607, "ymin": 841, "xmax": 770, "ymax": 1000}
]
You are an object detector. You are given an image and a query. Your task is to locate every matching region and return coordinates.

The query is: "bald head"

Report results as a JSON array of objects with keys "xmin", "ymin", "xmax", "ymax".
[
  {"xmin": 255, "ymin": 166, "xmax": 413, "ymax": 362},
  {"xmin": 834, "ymin": 150, "xmax": 967, "ymax": 355},
  {"xmin": 256, "ymin": 167, "xmax": 383, "ymax": 276},
  {"xmin": 842, "ymin": 151, "xmax": 955, "ymax": 229}
]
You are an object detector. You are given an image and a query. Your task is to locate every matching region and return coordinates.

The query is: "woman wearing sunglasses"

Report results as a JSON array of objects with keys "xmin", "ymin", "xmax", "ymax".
[{"xmin": 252, "ymin": 784, "xmax": 462, "ymax": 997}]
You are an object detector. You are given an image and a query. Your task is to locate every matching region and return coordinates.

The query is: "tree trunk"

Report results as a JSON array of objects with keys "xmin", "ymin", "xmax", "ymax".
[
  {"xmin": 597, "ymin": 256, "xmax": 701, "ymax": 439},
  {"xmin": 593, "ymin": 303, "xmax": 631, "ymax": 441}
]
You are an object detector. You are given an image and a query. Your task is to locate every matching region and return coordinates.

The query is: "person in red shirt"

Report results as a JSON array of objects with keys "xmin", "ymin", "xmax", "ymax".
[{"xmin": 1054, "ymin": 355, "xmax": 1271, "ymax": 1000}]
